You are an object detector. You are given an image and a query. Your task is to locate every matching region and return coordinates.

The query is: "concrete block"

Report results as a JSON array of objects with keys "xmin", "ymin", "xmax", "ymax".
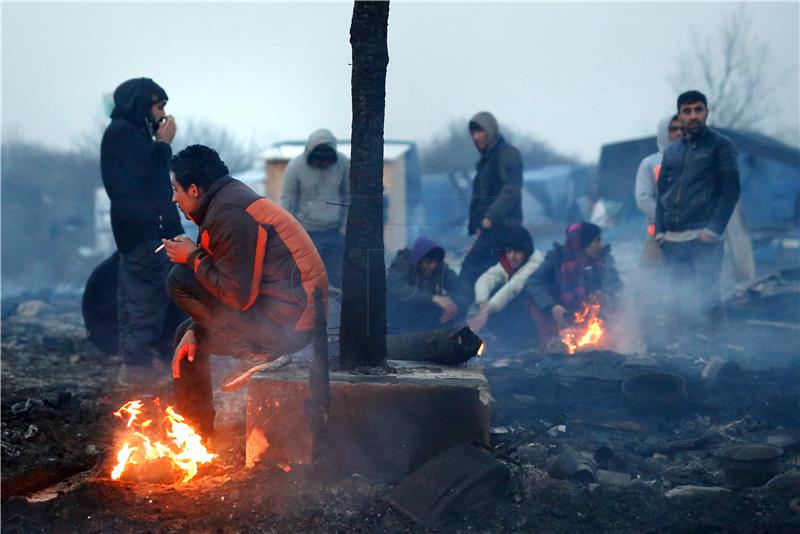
[{"xmin": 246, "ymin": 360, "xmax": 490, "ymax": 482}]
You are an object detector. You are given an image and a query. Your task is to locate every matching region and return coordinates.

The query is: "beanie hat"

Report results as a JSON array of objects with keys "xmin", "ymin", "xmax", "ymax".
[
  {"xmin": 566, "ymin": 222, "xmax": 602, "ymax": 249},
  {"xmin": 505, "ymin": 226, "xmax": 534, "ymax": 257}
]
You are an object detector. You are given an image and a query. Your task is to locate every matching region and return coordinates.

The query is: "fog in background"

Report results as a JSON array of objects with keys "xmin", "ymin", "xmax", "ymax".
[
  {"xmin": 2, "ymin": 1, "xmax": 799, "ymax": 296},
  {"xmin": 2, "ymin": 2, "xmax": 799, "ymax": 162}
]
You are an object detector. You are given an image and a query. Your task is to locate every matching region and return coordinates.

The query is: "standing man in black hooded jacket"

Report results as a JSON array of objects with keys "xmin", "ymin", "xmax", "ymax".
[
  {"xmin": 101, "ymin": 77, "xmax": 184, "ymax": 385},
  {"xmin": 458, "ymin": 111, "xmax": 523, "ymax": 305}
]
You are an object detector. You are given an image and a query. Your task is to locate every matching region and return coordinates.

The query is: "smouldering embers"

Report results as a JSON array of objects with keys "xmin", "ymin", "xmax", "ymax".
[{"xmin": 110, "ymin": 399, "xmax": 216, "ymax": 484}]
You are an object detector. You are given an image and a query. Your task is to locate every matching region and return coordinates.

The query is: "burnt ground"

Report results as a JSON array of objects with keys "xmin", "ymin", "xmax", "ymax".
[{"xmin": 1, "ymin": 273, "xmax": 799, "ymax": 533}]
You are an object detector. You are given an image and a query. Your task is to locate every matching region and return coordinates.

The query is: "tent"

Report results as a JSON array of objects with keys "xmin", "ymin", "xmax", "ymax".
[{"xmin": 597, "ymin": 129, "xmax": 800, "ymax": 234}]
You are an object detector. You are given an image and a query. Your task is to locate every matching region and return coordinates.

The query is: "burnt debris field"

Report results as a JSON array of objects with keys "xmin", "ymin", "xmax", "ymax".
[{"xmin": 2, "ymin": 271, "xmax": 799, "ymax": 533}]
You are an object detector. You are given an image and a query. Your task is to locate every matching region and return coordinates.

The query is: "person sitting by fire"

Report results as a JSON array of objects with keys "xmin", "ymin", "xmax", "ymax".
[
  {"xmin": 162, "ymin": 145, "xmax": 327, "ymax": 436},
  {"xmin": 525, "ymin": 222, "xmax": 622, "ymax": 347},
  {"xmin": 387, "ymin": 236, "xmax": 464, "ymax": 334},
  {"xmin": 467, "ymin": 226, "xmax": 544, "ymax": 351}
]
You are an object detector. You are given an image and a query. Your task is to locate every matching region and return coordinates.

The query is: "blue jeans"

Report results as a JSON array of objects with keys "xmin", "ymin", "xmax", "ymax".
[{"xmin": 308, "ymin": 229, "xmax": 344, "ymax": 288}]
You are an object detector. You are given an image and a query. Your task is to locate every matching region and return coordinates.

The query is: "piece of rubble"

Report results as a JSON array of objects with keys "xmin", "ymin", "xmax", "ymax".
[
  {"xmin": 516, "ymin": 443, "xmax": 548, "ymax": 466},
  {"xmin": 764, "ymin": 470, "xmax": 800, "ymax": 491},
  {"xmin": 386, "ymin": 443, "xmax": 510, "ymax": 527},
  {"xmin": 15, "ymin": 300, "xmax": 51, "ymax": 318},
  {"xmin": 701, "ymin": 357, "xmax": 742, "ymax": 387},
  {"xmin": 545, "ymin": 445, "xmax": 596, "ymax": 483},
  {"xmin": 247, "ymin": 361, "xmax": 490, "ymax": 482},
  {"xmin": 596, "ymin": 469, "xmax": 634, "ymax": 487},
  {"xmin": 664, "ymin": 485, "xmax": 732, "ymax": 498},
  {"xmin": 23, "ymin": 425, "xmax": 38, "ymax": 439},
  {"xmin": 640, "ymin": 457, "xmax": 664, "ymax": 474}
]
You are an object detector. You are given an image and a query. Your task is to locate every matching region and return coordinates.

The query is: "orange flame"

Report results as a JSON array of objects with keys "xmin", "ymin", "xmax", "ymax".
[
  {"xmin": 560, "ymin": 303, "xmax": 605, "ymax": 354},
  {"xmin": 110, "ymin": 399, "xmax": 216, "ymax": 484}
]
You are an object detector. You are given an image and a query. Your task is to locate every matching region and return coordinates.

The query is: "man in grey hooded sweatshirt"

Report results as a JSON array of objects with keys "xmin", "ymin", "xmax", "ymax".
[
  {"xmin": 458, "ymin": 111, "xmax": 523, "ymax": 305},
  {"xmin": 280, "ymin": 129, "xmax": 350, "ymax": 287},
  {"xmin": 635, "ymin": 114, "xmax": 683, "ymax": 265}
]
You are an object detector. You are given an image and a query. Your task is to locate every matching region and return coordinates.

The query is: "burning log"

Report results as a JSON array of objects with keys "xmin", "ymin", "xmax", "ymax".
[
  {"xmin": 109, "ymin": 399, "xmax": 216, "ymax": 484},
  {"xmin": 560, "ymin": 302, "xmax": 606, "ymax": 354},
  {"xmin": 386, "ymin": 327, "xmax": 483, "ymax": 366}
]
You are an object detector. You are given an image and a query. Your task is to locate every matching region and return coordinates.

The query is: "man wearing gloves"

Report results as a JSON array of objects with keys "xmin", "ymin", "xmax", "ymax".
[{"xmin": 280, "ymin": 129, "xmax": 349, "ymax": 288}]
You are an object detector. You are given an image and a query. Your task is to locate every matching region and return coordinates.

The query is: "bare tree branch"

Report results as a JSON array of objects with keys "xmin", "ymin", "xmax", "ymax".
[{"xmin": 671, "ymin": 5, "xmax": 778, "ymax": 132}]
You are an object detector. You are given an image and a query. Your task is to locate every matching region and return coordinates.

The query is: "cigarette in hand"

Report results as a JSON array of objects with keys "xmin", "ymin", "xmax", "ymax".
[{"xmin": 154, "ymin": 243, "xmax": 166, "ymax": 253}]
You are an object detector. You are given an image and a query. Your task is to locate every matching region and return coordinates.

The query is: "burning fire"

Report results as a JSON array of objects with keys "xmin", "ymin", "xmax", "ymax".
[
  {"xmin": 110, "ymin": 399, "xmax": 216, "ymax": 484},
  {"xmin": 560, "ymin": 302, "xmax": 605, "ymax": 354}
]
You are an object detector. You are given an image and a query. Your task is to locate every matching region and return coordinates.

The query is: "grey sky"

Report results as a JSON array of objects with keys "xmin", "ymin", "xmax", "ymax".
[{"xmin": 2, "ymin": 1, "xmax": 798, "ymax": 163}]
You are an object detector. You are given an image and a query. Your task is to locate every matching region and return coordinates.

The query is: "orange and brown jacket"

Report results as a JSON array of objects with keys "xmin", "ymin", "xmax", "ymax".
[{"xmin": 186, "ymin": 176, "xmax": 327, "ymax": 332}]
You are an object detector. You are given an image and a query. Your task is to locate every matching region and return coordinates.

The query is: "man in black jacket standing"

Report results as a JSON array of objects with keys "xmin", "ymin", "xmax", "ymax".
[
  {"xmin": 458, "ymin": 111, "xmax": 523, "ymax": 304},
  {"xmin": 101, "ymin": 77, "xmax": 184, "ymax": 384},
  {"xmin": 656, "ymin": 90, "xmax": 740, "ymax": 333}
]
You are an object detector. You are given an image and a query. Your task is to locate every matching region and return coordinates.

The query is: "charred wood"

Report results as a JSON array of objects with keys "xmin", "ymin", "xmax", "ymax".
[
  {"xmin": 339, "ymin": 0, "xmax": 390, "ymax": 370},
  {"xmin": 387, "ymin": 327, "xmax": 483, "ymax": 366}
]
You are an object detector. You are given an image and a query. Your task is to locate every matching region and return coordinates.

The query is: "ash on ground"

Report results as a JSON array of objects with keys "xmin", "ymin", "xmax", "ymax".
[{"xmin": 2, "ymin": 277, "xmax": 799, "ymax": 533}]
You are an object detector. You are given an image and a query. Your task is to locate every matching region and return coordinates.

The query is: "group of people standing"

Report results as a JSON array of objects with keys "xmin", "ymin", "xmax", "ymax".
[{"xmin": 98, "ymin": 75, "xmax": 740, "ymax": 435}]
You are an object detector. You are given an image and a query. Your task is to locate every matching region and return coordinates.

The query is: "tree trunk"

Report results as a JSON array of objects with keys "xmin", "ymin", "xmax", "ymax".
[{"xmin": 340, "ymin": 0, "xmax": 390, "ymax": 370}]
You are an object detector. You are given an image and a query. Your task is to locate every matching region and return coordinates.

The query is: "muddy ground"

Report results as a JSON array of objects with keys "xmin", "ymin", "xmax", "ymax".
[{"xmin": 2, "ymin": 275, "xmax": 799, "ymax": 533}]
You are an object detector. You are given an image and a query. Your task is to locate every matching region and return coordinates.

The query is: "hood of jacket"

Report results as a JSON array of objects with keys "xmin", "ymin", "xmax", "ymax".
[
  {"xmin": 304, "ymin": 128, "xmax": 338, "ymax": 156},
  {"xmin": 110, "ymin": 78, "xmax": 168, "ymax": 129},
  {"xmin": 469, "ymin": 111, "xmax": 500, "ymax": 152},
  {"xmin": 656, "ymin": 114, "xmax": 675, "ymax": 152},
  {"xmin": 409, "ymin": 236, "xmax": 445, "ymax": 267}
]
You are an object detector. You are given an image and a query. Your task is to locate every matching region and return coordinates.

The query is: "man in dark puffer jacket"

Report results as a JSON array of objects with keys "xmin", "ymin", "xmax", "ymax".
[{"xmin": 100, "ymin": 77, "xmax": 185, "ymax": 383}]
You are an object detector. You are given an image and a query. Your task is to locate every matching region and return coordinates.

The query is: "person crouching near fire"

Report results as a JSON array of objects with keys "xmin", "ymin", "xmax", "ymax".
[
  {"xmin": 467, "ymin": 226, "xmax": 544, "ymax": 353},
  {"xmin": 386, "ymin": 236, "xmax": 464, "ymax": 334},
  {"xmin": 162, "ymin": 145, "xmax": 327, "ymax": 436},
  {"xmin": 525, "ymin": 222, "xmax": 622, "ymax": 348}
]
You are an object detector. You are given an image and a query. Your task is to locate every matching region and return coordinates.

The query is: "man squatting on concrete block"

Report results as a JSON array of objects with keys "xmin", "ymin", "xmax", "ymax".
[{"xmin": 162, "ymin": 145, "xmax": 327, "ymax": 436}]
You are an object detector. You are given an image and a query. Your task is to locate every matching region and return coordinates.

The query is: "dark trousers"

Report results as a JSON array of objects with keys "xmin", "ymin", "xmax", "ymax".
[
  {"xmin": 485, "ymin": 296, "xmax": 540, "ymax": 351},
  {"xmin": 387, "ymin": 299, "xmax": 459, "ymax": 335},
  {"xmin": 117, "ymin": 239, "xmax": 184, "ymax": 365},
  {"xmin": 308, "ymin": 229, "xmax": 344, "ymax": 288},
  {"xmin": 458, "ymin": 227, "xmax": 509, "ymax": 306},
  {"xmin": 660, "ymin": 240, "xmax": 725, "ymax": 333},
  {"xmin": 167, "ymin": 265, "xmax": 312, "ymax": 434}
]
